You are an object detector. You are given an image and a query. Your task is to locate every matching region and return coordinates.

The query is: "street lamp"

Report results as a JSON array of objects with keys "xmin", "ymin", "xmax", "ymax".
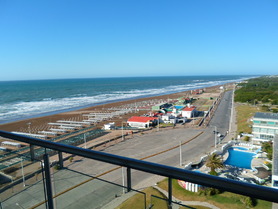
[
  {"xmin": 214, "ymin": 126, "xmax": 217, "ymax": 148},
  {"xmin": 122, "ymin": 167, "xmax": 125, "ymax": 194},
  {"xmin": 179, "ymin": 141, "xmax": 183, "ymax": 167},
  {"xmin": 27, "ymin": 122, "xmax": 31, "ymax": 133},
  {"xmin": 122, "ymin": 121, "xmax": 124, "ymax": 141},
  {"xmin": 229, "ymin": 84, "xmax": 235, "ymax": 138},
  {"xmin": 157, "ymin": 118, "xmax": 160, "ymax": 131},
  {"xmin": 20, "ymin": 157, "xmax": 26, "ymax": 187},
  {"xmin": 83, "ymin": 133, "xmax": 87, "ymax": 149}
]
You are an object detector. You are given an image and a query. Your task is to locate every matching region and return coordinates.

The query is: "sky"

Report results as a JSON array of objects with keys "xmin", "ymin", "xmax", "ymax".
[{"xmin": 0, "ymin": 0, "xmax": 277, "ymax": 81}]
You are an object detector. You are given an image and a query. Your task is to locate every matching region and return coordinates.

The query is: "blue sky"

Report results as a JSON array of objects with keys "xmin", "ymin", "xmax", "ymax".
[{"xmin": 0, "ymin": 0, "xmax": 277, "ymax": 81}]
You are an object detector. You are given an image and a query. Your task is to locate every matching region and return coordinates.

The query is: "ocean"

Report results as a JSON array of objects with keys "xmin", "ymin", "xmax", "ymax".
[{"xmin": 0, "ymin": 75, "xmax": 253, "ymax": 124}]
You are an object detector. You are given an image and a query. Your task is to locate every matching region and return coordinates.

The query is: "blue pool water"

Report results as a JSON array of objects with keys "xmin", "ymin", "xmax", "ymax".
[
  {"xmin": 174, "ymin": 105, "xmax": 185, "ymax": 109},
  {"xmin": 224, "ymin": 147, "xmax": 256, "ymax": 169},
  {"xmin": 233, "ymin": 147, "xmax": 248, "ymax": 151}
]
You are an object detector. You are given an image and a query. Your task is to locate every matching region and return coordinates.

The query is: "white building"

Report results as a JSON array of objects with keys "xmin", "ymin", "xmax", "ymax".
[
  {"xmin": 181, "ymin": 106, "xmax": 197, "ymax": 118},
  {"xmin": 272, "ymin": 134, "xmax": 278, "ymax": 189},
  {"xmin": 127, "ymin": 116, "xmax": 157, "ymax": 128},
  {"xmin": 252, "ymin": 112, "xmax": 278, "ymax": 144},
  {"xmin": 104, "ymin": 122, "xmax": 115, "ymax": 130},
  {"xmin": 161, "ymin": 114, "xmax": 176, "ymax": 124}
]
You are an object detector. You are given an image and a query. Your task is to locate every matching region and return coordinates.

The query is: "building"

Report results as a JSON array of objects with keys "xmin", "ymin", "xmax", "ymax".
[
  {"xmin": 151, "ymin": 103, "xmax": 172, "ymax": 111},
  {"xmin": 127, "ymin": 116, "xmax": 157, "ymax": 128},
  {"xmin": 252, "ymin": 112, "xmax": 278, "ymax": 144},
  {"xmin": 181, "ymin": 106, "xmax": 197, "ymax": 118},
  {"xmin": 273, "ymin": 135, "xmax": 278, "ymax": 189}
]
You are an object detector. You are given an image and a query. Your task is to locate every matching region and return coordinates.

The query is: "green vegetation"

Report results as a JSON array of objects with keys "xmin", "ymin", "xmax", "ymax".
[
  {"xmin": 205, "ymin": 153, "xmax": 224, "ymax": 175},
  {"xmin": 69, "ymin": 156, "xmax": 74, "ymax": 162},
  {"xmin": 235, "ymin": 76, "xmax": 278, "ymax": 106},
  {"xmin": 261, "ymin": 141, "xmax": 273, "ymax": 160},
  {"xmin": 235, "ymin": 104, "xmax": 264, "ymax": 134},
  {"xmin": 116, "ymin": 187, "xmax": 168, "ymax": 209},
  {"xmin": 157, "ymin": 179, "xmax": 271, "ymax": 209}
]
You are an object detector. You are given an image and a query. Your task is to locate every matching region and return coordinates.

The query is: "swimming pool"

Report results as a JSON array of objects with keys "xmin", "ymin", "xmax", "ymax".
[
  {"xmin": 174, "ymin": 105, "xmax": 185, "ymax": 109},
  {"xmin": 233, "ymin": 147, "xmax": 248, "ymax": 151},
  {"xmin": 224, "ymin": 147, "xmax": 256, "ymax": 169}
]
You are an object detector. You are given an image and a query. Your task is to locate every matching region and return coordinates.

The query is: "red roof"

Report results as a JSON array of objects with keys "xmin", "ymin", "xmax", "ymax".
[
  {"xmin": 182, "ymin": 107, "xmax": 196, "ymax": 111},
  {"xmin": 127, "ymin": 116, "xmax": 157, "ymax": 123}
]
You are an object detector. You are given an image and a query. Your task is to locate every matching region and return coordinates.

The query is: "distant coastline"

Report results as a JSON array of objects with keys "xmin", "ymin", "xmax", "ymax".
[{"xmin": 0, "ymin": 75, "xmax": 255, "ymax": 125}]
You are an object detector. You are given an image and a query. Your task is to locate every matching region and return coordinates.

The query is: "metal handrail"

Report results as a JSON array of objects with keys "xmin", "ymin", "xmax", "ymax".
[{"xmin": 1, "ymin": 130, "xmax": 278, "ymax": 203}]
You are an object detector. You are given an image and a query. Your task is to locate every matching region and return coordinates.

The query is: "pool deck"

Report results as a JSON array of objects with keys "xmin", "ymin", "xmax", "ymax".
[{"xmin": 193, "ymin": 143, "xmax": 271, "ymax": 185}]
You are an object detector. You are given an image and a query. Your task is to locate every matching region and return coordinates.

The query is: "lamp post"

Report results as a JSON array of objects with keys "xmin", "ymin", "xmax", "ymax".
[
  {"xmin": 121, "ymin": 122, "xmax": 124, "ymax": 141},
  {"xmin": 179, "ymin": 141, "xmax": 182, "ymax": 167},
  {"xmin": 157, "ymin": 118, "xmax": 160, "ymax": 132},
  {"xmin": 83, "ymin": 133, "xmax": 87, "ymax": 149},
  {"xmin": 229, "ymin": 84, "xmax": 235, "ymax": 138},
  {"xmin": 27, "ymin": 122, "xmax": 31, "ymax": 133},
  {"xmin": 214, "ymin": 126, "xmax": 217, "ymax": 148},
  {"xmin": 20, "ymin": 157, "xmax": 26, "ymax": 187},
  {"xmin": 122, "ymin": 167, "xmax": 125, "ymax": 194}
]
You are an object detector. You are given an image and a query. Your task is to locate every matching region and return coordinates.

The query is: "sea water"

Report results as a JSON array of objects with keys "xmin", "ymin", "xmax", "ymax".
[{"xmin": 0, "ymin": 75, "xmax": 253, "ymax": 124}]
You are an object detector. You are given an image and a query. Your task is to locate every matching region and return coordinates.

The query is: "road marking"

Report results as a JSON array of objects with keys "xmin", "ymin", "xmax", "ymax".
[{"xmin": 31, "ymin": 131, "xmax": 204, "ymax": 208}]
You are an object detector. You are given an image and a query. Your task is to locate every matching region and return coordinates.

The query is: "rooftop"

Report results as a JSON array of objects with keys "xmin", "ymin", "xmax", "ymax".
[
  {"xmin": 182, "ymin": 106, "xmax": 196, "ymax": 111},
  {"xmin": 127, "ymin": 116, "xmax": 157, "ymax": 123},
  {"xmin": 254, "ymin": 112, "xmax": 278, "ymax": 120}
]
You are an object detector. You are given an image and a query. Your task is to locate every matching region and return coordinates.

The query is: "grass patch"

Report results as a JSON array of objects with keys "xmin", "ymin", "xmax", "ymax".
[
  {"xmin": 115, "ymin": 187, "xmax": 168, "ymax": 209},
  {"xmin": 157, "ymin": 178, "xmax": 272, "ymax": 209},
  {"xmin": 235, "ymin": 103, "xmax": 264, "ymax": 135},
  {"xmin": 179, "ymin": 206, "xmax": 211, "ymax": 209},
  {"xmin": 193, "ymin": 98, "xmax": 214, "ymax": 111}
]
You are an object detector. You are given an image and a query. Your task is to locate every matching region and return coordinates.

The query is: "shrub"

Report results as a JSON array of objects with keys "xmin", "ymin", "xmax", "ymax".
[
  {"xmin": 198, "ymin": 187, "xmax": 221, "ymax": 196},
  {"xmin": 240, "ymin": 196, "xmax": 256, "ymax": 208},
  {"xmin": 69, "ymin": 156, "xmax": 74, "ymax": 162},
  {"xmin": 243, "ymin": 136, "xmax": 250, "ymax": 142},
  {"xmin": 53, "ymin": 164, "xmax": 60, "ymax": 170}
]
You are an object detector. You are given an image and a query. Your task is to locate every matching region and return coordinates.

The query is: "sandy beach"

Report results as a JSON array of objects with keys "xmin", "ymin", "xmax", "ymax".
[{"xmin": 0, "ymin": 84, "xmax": 224, "ymax": 134}]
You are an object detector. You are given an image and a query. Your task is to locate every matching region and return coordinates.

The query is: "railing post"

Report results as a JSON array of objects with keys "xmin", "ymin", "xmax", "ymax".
[
  {"xmin": 127, "ymin": 167, "xmax": 131, "ymax": 192},
  {"xmin": 168, "ymin": 177, "xmax": 172, "ymax": 208},
  {"xmin": 43, "ymin": 154, "xmax": 54, "ymax": 209},
  {"xmin": 30, "ymin": 145, "xmax": 35, "ymax": 161},
  {"xmin": 58, "ymin": 151, "xmax": 63, "ymax": 169}
]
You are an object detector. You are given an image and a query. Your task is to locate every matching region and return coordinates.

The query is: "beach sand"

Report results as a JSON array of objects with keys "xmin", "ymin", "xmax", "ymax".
[{"xmin": 0, "ymin": 85, "xmax": 224, "ymax": 133}]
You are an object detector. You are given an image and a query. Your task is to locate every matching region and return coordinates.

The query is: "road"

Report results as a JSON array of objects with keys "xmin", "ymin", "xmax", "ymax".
[{"xmin": 2, "ymin": 90, "xmax": 234, "ymax": 209}]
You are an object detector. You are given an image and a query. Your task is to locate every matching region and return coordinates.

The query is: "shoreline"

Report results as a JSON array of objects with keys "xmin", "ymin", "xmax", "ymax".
[
  {"xmin": 0, "ymin": 88, "xmax": 200, "ymax": 125},
  {"xmin": 0, "ymin": 84, "xmax": 228, "ymax": 133}
]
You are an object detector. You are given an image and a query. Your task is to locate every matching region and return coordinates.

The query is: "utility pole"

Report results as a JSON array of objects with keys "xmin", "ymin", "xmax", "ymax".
[
  {"xmin": 122, "ymin": 122, "xmax": 124, "ymax": 141},
  {"xmin": 179, "ymin": 141, "xmax": 182, "ymax": 167},
  {"xmin": 229, "ymin": 84, "xmax": 235, "ymax": 138},
  {"xmin": 20, "ymin": 157, "xmax": 25, "ymax": 187},
  {"xmin": 122, "ymin": 167, "xmax": 125, "ymax": 194},
  {"xmin": 214, "ymin": 126, "xmax": 217, "ymax": 148},
  {"xmin": 157, "ymin": 118, "xmax": 159, "ymax": 131},
  {"xmin": 84, "ymin": 133, "xmax": 87, "ymax": 149}
]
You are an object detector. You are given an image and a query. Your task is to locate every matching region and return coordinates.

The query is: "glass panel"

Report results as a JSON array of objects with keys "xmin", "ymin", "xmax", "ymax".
[
  {"xmin": 150, "ymin": 195, "xmax": 169, "ymax": 209},
  {"xmin": 43, "ymin": 159, "xmax": 147, "ymax": 209},
  {"xmin": 0, "ymin": 154, "xmax": 46, "ymax": 209}
]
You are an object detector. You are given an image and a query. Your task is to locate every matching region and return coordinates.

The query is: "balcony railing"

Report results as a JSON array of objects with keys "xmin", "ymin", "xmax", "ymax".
[{"xmin": 0, "ymin": 130, "xmax": 278, "ymax": 209}]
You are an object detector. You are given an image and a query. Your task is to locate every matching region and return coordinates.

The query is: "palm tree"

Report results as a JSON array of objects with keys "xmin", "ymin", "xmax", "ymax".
[{"xmin": 205, "ymin": 153, "xmax": 224, "ymax": 175}]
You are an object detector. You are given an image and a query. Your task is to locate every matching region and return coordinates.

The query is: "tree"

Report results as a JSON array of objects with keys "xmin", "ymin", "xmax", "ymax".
[
  {"xmin": 261, "ymin": 141, "xmax": 273, "ymax": 160},
  {"xmin": 205, "ymin": 153, "xmax": 224, "ymax": 175}
]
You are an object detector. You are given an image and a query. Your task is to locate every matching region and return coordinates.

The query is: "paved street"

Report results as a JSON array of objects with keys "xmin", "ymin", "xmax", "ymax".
[{"xmin": 2, "ymin": 90, "xmax": 234, "ymax": 209}]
